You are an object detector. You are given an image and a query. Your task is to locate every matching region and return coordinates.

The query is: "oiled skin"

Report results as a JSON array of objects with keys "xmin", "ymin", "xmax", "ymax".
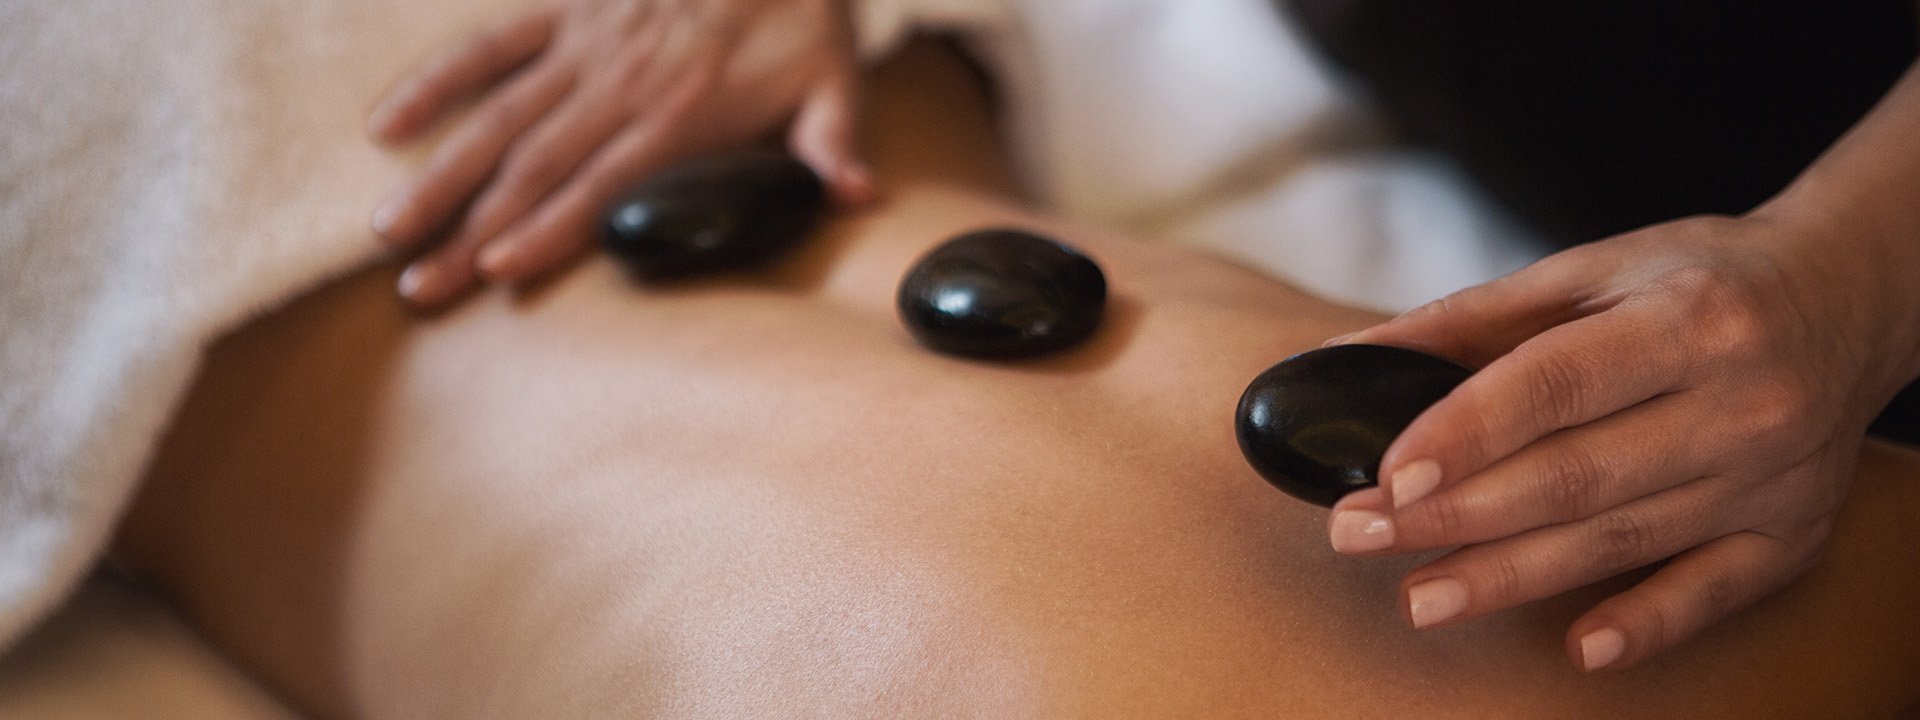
[{"xmin": 112, "ymin": 45, "xmax": 1920, "ymax": 719}]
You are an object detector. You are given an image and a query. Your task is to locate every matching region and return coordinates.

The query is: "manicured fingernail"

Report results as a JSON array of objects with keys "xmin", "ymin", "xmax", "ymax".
[
  {"xmin": 1406, "ymin": 577, "xmax": 1468, "ymax": 628},
  {"xmin": 1580, "ymin": 628, "xmax": 1626, "ymax": 671},
  {"xmin": 1329, "ymin": 510, "xmax": 1394, "ymax": 553},
  {"xmin": 1391, "ymin": 459, "xmax": 1442, "ymax": 509},
  {"xmin": 397, "ymin": 263, "xmax": 432, "ymax": 300},
  {"xmin": 1321, "ymin": 333, "xmax": 1355, "ymax": 348}
]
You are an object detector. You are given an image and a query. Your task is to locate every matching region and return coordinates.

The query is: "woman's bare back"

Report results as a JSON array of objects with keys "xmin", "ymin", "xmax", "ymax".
[{"xmin": 114, "ymin": 43, "xmax": 1920, "ymax": 719}]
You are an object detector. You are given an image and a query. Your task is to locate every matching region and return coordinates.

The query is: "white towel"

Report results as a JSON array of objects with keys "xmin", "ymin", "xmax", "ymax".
[
  {"xmin": 0, "ymin": 0, "xmax": 1541, "ymax": 649},
  {"xmin": 0, "ymin": 0, "xmax": 529, "ymax": 648}
]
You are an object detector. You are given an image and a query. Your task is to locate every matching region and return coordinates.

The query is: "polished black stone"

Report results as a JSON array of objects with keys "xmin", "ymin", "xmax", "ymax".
[
  {"xmin": 602, "ymin": 148, "xmax": 825, "ymax": 278},
  {"xmin": 1235, "ymin": 344, "xmax": 1473, "ymax": 507},
  {"xmin": 896, "ymin": 229, "xmax": 1107, "ymax": 359}
]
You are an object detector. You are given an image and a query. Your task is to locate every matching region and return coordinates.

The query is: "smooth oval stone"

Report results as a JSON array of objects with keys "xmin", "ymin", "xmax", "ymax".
[
  {"xmin": 602, "ymin": 148, "xmax": 825, "ymax": 278},
  {"xmin": 1235, "ymin": 344, "xmax": 1473, "ymax": 507},
  {"xmin": 896, "ymin": 229, "xmax": 1107, "ymax": 358}
]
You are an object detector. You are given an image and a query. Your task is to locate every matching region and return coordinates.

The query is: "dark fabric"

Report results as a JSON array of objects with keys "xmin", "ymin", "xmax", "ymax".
[
  {"xmin": 1280, "ymin": 0, "xmax": 1920, "ymax": 444},
  {"xmin": 1872, "ymin": 378, "xmax": 1920, "ymax": 446},
  {"xmin": 1283, "ymin": 0, "xmax": 1916, "ymax": 246}
]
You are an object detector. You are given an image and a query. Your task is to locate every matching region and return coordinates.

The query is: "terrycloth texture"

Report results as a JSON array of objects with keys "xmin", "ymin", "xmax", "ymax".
[
  {"xmin": 0, "ymin": 0, "xmax": 1536, "ymax": 654},
  {"xmin": 0, "ymin": 0, "xmax": 526, "ymax": 649}
]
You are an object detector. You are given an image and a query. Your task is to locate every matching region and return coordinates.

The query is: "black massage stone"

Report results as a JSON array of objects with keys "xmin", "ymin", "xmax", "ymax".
[
  {"xmin": 896, "ymin": 229, "xmax": 1107, "ymax": 359},
  {"xmin": 602, "ymin": 148, "xmax": 825, "ymax": 278},
  {"xmin": 1235, "ymin": 344, "xmax": 1473, "ymax": 507}
]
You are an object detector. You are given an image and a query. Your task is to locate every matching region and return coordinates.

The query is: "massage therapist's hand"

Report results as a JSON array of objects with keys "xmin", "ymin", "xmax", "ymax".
[
  {"xmin": 1324, "ymin": 212, "xmax": 1920, "ymax": 671},
  {"xmin": 367, "ymin": 0, "xmax": 872, "ymax": 306}
]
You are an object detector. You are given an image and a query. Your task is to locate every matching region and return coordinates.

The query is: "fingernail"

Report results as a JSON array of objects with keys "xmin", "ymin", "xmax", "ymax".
[
  {"xmin": 1321, "ymin": 333, "xmax": 1355, "ymax": 348},
  {"xmin": 1406, "ymin": 577, "xmax": 1468, "ymax": 628},
  {"xmin": 1390, "ymin": 459, "xmax": 1442, "ymax": 509},
  {"xmin": 1580, "ymin": 628, "xmax": 1626, "ymax": 671},
  {"xmin": 1329, "ymin": 510, "xmax": 1394, "ymax": 553},
  {"xmin": 397, "ymin": 263, "xmax": 432, "ymax": 300},
  {"xmin": 372, "ymin": 199, "xmax": 402, "ymax": 238}
]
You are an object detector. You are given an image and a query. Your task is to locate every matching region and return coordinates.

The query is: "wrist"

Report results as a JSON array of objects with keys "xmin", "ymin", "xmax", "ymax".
[{"xmin": 1748, "ymin": 194, "xmax": 1920, "ymax": 406}]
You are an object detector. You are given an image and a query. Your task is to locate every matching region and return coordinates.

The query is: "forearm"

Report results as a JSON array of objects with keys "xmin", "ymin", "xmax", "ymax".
[{"xmin": 1757, "ymin": 59, "xmax": 1920, "ymax": 394}]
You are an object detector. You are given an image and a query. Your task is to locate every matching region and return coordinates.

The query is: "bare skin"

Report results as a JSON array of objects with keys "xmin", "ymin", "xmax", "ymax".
[
  {"xmin": 112, "ymin": 44, "xmax": 1920, "ymax": 719},
  {"xmin": 364, "ymin": 0, "xmax": 1920, "ymax": 669},
  {"xmin": 1329, "ymin": 41, "xmax": 1920, "ymax": 670}
]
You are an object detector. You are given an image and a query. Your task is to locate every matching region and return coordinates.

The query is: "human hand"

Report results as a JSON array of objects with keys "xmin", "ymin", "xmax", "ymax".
[
  {"xmin": 368, "ymin": 0, "xmax": 872, "ymax": 306},
  {"xmin": 1323, "ymin": 213, "xmax": 1920, "ymax": 671}
]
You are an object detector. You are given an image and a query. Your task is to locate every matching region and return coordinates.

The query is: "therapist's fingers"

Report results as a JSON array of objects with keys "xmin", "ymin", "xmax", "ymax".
[
  {"xmin": 787, "ymin": 70, "xmax": 873, "ymax": 206},
  {"xmin": 451, "ymin": 90, "xmax": 629, "ymax": 256},
  {"xmin": 1349, "ymin": 393, "xmax": 1709, "ymax": 553},
  {"xmin": 374, "ymin": 66, "xmax": 577, "ymax": 248},
  {"xmin": 453, "ymin": 22, "xmax": 682, "ymax": 265},
  {"xmin": 1374, "ymin": 300, "xmax": 1689, "ymax": 510},
  {"xmin": 1565, "ymin": 526, "xmax": 1818, "ymax": 671},
  {"xmin": 369, "ymin": 9, "xmax": 561, "ymax": 144},
  {"xmin": 1334, "ymin": 248, "xmax": 1614, "ymax": 368},
  {"xmin": 397, "ymin": 216, "xmax": 494, "ymax": 307},
  {"xmin": 1395, "ymin": 476, "xmax": 1733, "ymax": 631},
  {"xmin": 479, "ymin": 76, "xmax": 715, "ymax": 281}
]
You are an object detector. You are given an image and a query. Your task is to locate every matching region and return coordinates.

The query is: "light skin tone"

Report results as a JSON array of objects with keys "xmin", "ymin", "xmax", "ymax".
[
  {"xmin": 115, "ymin": 43, "xmax": 1920, "ymax": 717},
  {"xmin": 369, "ymin": 0, "xmax": 1920, "ymax": 673},
  {"xmin": 367, "ymin": 0, "xmax": 873, "ymax": 307},
  {"xmin": 1327, "ymin": 59, "xmax": 1920, "ymax": 672}
]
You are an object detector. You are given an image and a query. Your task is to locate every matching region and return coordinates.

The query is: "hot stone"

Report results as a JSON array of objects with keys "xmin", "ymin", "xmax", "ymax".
[
  {"xmin": 896, "ymin": 229, "xmax": 1107, "ymax": 359},
  {"xmin": 602, "ymin": 149, "xmax": 825, "ymax": 279},
  {"xmin": 1235, "ymin": 344, "xmax": 1473, "ymax": 507}
]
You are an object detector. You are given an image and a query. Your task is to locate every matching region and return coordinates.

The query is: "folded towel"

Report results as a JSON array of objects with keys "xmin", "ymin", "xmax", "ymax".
[{"xmin": 0, "ymin": 0, "xmax": 532, "ymax": 647}]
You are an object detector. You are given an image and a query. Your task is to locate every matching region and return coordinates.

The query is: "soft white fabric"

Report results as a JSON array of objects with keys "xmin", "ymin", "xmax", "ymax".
[
  {"xmin": 862, "ymin": 0, "xmax": 1545, "ymax": 312},
  {"xmin": 0, "ymin": 0, "xmax": 1542, "ymax": 654},
  {"xmin": 0, "ymin": 0, "xmax": 522, "ymax": 649}
]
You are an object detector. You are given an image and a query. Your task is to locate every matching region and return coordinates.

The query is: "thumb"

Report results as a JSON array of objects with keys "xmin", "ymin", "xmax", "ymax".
[
  {"xmin": 1334, "ymin": 256, "xmax": 1598, "ymax": 368},
  {"xmin": 787, "ymin": 70, "xmax": 874, "ymax": 206}
]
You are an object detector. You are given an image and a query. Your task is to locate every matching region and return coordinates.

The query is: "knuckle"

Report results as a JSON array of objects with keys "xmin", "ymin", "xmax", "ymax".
[
  {"xmin": 1473, "ymin": 554, "xmax": 1527, "ymax": 604},
  {"xmin": 1534, "ymin": 446, "xmax": 1608, "ymax": 523},
  {"xmin": 1521, "ymin": 349, "xmax": 1597, "ymax": 426},
  {"xmin": 500, "ymin": 150, "xmax": 571, "ymax": 192},
  {"xmin": 481, "ymin": 98, "xmax": 534, "ymax": 137},
  {"xmin": 1695, "ymin": 571, "xmax": 1744, "ymax": 621},
  {"xmin": 1428, "ymin": 396, "xmax": 1499, "ymax": 469},
  {"xmin": 1406, "ymin": 292, "xmax": 1463, "ymax": 323},
  {"xmin": 610, "ymin": 41, "xmax": 660, "ymax": 87},
  {"xmin": 1588, "ymin": 511, "xmax": 1656, "ymax": 573},
  {"xmin": 1413, "ymin": 494, "xmax": 1471, "ymax": 543},
  {"xmin": 1669, "ymin": 268, "xmax": 1767, "ymax": 359},
  {"xmin": 1714, "ymin": 310, "xmax": 1768, "ymax": 360},
  {"xmin": 1633, "ymin": 600, "xmax": 1674, "ymax": 652}
]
